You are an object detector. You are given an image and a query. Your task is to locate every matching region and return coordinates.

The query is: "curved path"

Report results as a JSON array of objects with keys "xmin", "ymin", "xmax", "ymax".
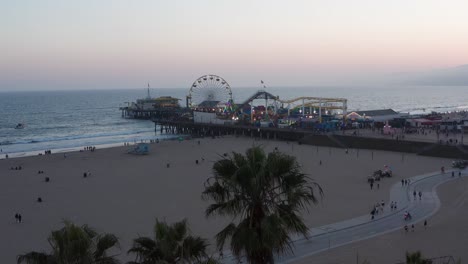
[{"xmin": 223, "ymin": 169, "xmax": 467, "ymax": 263}]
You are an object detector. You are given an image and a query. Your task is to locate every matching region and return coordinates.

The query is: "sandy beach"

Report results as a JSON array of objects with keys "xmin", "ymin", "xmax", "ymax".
[{"xmin": 0, "ymin": 136, "xmax": 453, "ymax": 263}]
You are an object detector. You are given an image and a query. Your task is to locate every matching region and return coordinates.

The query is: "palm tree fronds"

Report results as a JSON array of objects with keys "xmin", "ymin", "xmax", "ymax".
[{"xmin": 17, "ymin": 251, "xmax": 52, "ymax": 264}]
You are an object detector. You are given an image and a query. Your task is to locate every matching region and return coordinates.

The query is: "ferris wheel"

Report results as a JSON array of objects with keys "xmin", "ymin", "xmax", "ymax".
[{"xmin": 187, "ymin": 75, "xmax": 233, "ymax": 108}]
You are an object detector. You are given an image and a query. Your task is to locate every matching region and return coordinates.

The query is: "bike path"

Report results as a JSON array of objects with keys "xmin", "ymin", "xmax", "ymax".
[{"xmin": 222, "ymin": 169, "xmax": 467, "ymax": 263}]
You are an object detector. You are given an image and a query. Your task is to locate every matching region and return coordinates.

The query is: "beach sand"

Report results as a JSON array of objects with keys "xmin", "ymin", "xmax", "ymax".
[
  {"xmin": 294, "ymin": 176, "xmax": 468, "ymax": 264},
  {"xmin": 0, "ymin": 136, "xmax": 451, "ymax": 262}
]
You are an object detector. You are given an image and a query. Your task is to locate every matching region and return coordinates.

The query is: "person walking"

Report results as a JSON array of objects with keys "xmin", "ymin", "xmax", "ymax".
[
  {"xmin": 18, "ymin": 214, "xmax": 22, "ymax": 223},
  {"xmin": 370, "ymin": 182, "xmax": 374, "ymax": 190},
  {"xmin": 401, "ymin": 179, "xmax": 404, "ymax": 186},
  {"xmin": 404, "ymin": 225, "xmax": 408, "ymax": 233},
  {"xmin": 418, "ymin": 191, "xmax": 422, "ymax": 200},
  {"xmin": 413, "ymin": 190, "xmax": 417, "ymax": 200},
  {"xmin": 14, "ymin": 213, "xmax": 19, "ymax": 223},
  {"xmin": 411, "ymin": 224, "xmax": 415, "ymax": 232},
  {"xmin": 424, "ymin": 219, "xmax": 427, "ymax": 229},
  {"xmin": 452, "ymin": 171, "xmax": 455, "ymax": 177}
]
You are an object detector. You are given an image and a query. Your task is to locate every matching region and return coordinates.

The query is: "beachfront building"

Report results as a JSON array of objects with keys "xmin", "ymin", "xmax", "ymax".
[
  {"xmin": 193, "ymin": 111, "xmax": 233, "ymax": 125},
  {"xmin": 120, "ymin": 95, "xmax": 182, "ymax": 119},
  {"xmin": 407, "ymin": 118, "xmax": 439, "ymax": 128}
]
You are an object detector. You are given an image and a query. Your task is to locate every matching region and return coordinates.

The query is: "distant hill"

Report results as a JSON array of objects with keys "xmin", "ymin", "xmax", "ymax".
[{"xmin": 392, "ymin": 65, "xmax": 468, "ymax": 86}]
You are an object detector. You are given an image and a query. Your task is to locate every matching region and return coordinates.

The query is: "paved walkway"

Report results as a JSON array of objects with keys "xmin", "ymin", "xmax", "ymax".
[{"xmin": 223, "ymin": 168, "xmax": 467, "ymax": 263}]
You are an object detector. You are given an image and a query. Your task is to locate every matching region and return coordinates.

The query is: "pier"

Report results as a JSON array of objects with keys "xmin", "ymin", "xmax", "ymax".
[
  {"xmin": 153, "ymin": 119, "xmax": 468, "ymax": 160},
  {"xmin": 153, "ymin": 119, "xmax": 306, "ymax": 141}
]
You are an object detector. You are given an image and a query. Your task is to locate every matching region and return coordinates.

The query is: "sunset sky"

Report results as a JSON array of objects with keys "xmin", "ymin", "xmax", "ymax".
[{"xmin": 1, "ymin": 0, "xmax": 467, "ymax": 90}]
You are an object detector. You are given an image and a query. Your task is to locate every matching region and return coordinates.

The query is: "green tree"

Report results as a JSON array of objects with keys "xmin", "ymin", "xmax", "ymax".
[
  {"xmin": 406, "ymin": 251, "xmax": 433, "ymax": 264},
  {"xmin": 17, "ymin": 221, "xmax": 120, "ymax": 264},
  {"xmin": 127, "ymin": 218, "xmax": 209, "ymax": 264},
  {"xmin": 202, "ymin": 146, "xmax": 323, "ymax": 264}
]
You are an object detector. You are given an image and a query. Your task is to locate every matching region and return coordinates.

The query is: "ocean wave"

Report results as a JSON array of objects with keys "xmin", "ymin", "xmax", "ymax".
[
  {"xmin": 6, "ymin": 129, "xmax": 156, "ymax": 146},
  {"xmin": 399, "ymin": 104, "xmax": 468, "ymax": 114},
  {"xmin": 91, "ymin": 121, "xmax": 135, "ymax": 127},
  {"xmin": 37, "ymin": 125, "xmax": 73, "ymax": 130}
]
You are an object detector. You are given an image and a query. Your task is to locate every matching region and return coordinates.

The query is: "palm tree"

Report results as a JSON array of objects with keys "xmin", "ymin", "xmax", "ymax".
[
  {"xmin": 405, "ymin": 251, "xmax": 433, "ymax": 264},
  {"xmin": 17, "ymin": 220, "xmax": 120, "ymax": 264},
  {"xmin": 202, "ymin": 146, "xmax": 323, "ymax": 264},
  {"xmin": 127, "ymin": 218, "xmax": 209, "ymax": 264}
]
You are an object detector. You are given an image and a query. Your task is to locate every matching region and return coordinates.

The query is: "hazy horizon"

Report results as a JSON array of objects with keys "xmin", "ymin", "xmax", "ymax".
[{"xmin": 1, "ymin": 0, "xmax": 468, "ymax": 91}]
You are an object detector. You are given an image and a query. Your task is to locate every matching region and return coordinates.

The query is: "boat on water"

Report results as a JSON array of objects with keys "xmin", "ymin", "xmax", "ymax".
[{"xmin": 15, "ymin": 123, "xmax": 25, "ymax": 129}]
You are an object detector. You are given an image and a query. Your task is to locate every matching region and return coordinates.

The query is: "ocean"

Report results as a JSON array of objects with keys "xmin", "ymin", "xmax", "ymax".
[{"xmin": 1, "ymin": 86, "xmax": 467, "ymax": 157}]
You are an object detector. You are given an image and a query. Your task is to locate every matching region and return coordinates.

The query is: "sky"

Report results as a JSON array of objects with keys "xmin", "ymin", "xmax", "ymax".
[{"xmin": 1, "ymin": 0, "xmax": 468, "ymax": 91}]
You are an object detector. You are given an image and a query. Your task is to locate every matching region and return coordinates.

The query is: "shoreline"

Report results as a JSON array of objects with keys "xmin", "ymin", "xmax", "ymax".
[{"xmin": 1, "ymin": 134, "xmax": 184, "ymax": 160}]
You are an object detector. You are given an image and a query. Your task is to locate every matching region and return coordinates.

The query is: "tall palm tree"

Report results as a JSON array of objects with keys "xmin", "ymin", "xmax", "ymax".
[
  {"xmin": 17, "ymin": 220, "xmax": 120, "ymax": 264},
  {"xmin": 202, "ymin": 146, "xmax": 323, "ymax": 264},
  {"xmin": 127, "ymin": 218, "xmax": 209, "ymax": 264}
]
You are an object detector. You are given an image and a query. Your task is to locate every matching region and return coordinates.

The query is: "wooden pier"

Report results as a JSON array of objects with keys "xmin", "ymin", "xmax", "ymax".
[
  {"xmin": 153, "ymin": 119, "xmax": 468, "ymax": 159},
  {"xmin": 120, "ymin": 108, "xmax": 186, "ymax": 119},
  {"xmin": 153, "ymin": 119, "xmax": 307, "ymax": 141}
]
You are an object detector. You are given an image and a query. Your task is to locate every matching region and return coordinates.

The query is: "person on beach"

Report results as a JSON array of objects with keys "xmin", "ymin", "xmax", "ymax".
[
  {"xmin": 452, "ymin": 171, "xmax": 455, "ymax": 177},
  {"xmin": 370, "ymin": 182, "xmax": 373, "ymax": 190},
  {"xmin": 441, "ymin": 166, "xmax": 445, "ymax": 174},
  {"xmin": 404, "ymin": 211, "xmax": 411, "ymax": 220},
  {"xmin": 404, "ymin": 225, "xmax": 408, "ymax": 233},
  {"xmin": 424, "ymin": 220, "xmax": 427, "ymax": 229},
  {"xmin": 394, "ymin": 201, "xmax": 397, "ymax": 210},
  {"xmin": 418, "ymin": 191, "xmax": 422, "ymax": 200},
  {"xmin": 411, "ymin": 224, "xmax": 415, "ymax": 232},
  {"xmin": 459, "ymin": 171, "xmax": 462, "ymax": 177},
  {"xmin": 18, "ymin": 214, "xmax": 22, "ymax": 223},
  {"xmin": 401, "ymin": 179, "xmax": 404, "ymax": 186},
  {"xmin": 413, "ymin": 190, "xmax": 417, "ymax": 200},
  {"xmin": 15, "ymin": 213, "xmax": 19, "ymax": 223}
]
